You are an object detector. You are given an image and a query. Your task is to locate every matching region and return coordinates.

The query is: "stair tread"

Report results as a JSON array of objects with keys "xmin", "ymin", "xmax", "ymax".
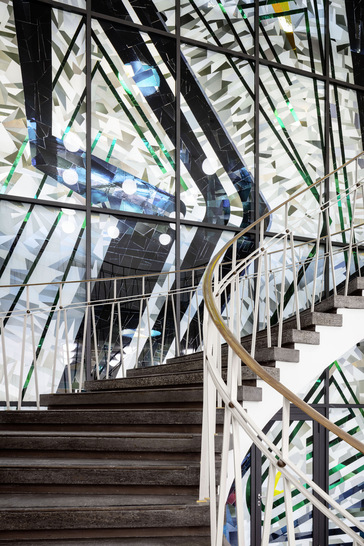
[
  {"xmin": 0, "ymin": 530, "xmax": 211, "ymax": 546},
  {"xmin": 0, "ymin": 494, "xmax": 201, "ymax": 509},
  {"xmin": 0, "ymin": 431, "xmax": 201, "ymax": 438},
  {"xmin": 0, "ymin": 457, "xmax": 200, "ymax": 468}
]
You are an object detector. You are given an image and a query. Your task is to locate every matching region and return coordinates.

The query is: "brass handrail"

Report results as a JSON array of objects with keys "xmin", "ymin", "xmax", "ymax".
[{"xmin": 203, "ymin": 150, "xmax": 364, "ymax": 455}]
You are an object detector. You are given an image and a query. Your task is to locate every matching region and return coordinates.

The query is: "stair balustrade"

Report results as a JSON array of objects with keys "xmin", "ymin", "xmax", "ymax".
[
  {"xmin": 201, "ymin": 151, "xmax": 364, "ymax": 545},
  {"xmin": 0, "ymin": 266, "xmax": 206, "ymax": 409}
]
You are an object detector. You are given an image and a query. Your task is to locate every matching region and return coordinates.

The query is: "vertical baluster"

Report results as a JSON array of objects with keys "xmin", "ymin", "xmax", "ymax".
[
  {"xmin": 146, "ymin": 295, "xmax": 154, "ymax": 366},
  {"xmin": 319, "ymin": 254, "xmax": 326, "ymax": 302},
  {"xmin": 344, "ymin": 186, "xmax": 358, "ymax": 295},
  {"xmin": 216, "ymin": 405, "xmax": 232, "ymax": 545},
  {"xmin": 264, "ymin": 250, "xmax": 271, "ymax": 348},
  {"xmin": 290, "ymin": 232, "xmax": 301, "ymax": 330},
  {"xmin": 325, "ymin": 206, "xmax": 337, "ymax": 294},
  {"xmin": 136, "ymin": 277, "xmax": 144, "ymax": 368},
  {"xmin": 91, "ymin": 304, "xmax": 99, "ymax": 380},
  {"xmin": 261, "ymin": 463, "xmax": 276, "ymax": 545},
  {"xmin": 282, "ymin": 397, "xmax": 295, "ymax": 543},
  {"xmin": 0, "ymin": 318, "xmax": 10, "ymax": 410},
  {"xmin": 63, "ymin": 307, "xmax": 72, "ymax": 392},
  {"xmin": 311, "ymin": 182, "xmax": 323, "ymax": 311},
  {"xmin": 160, "ymin": 280, "xmax": 168, "ymax": 366},
  {"xmin": 79, "ymin": 304, "xmax": 88, "ymax": 390},
  {"xmin": 52, "ymin": 308, "xmax": 61, "ymax": 394},
  {"xmin": 303, "ymin": 254, "xmax": 310, "ymax": 309},
  {"xmin": 170, "ymin": 283, "xmax": 179, "ymax": 357},
  {"xmin": 117, "ymin": 302, "xmax": 125, "ymax": 378},
  {"xmin": 357, "ymin": 244, "xmax": 361, "ymax": 277},
  {"xmin": 251, "ymin": 222, "xmax": 263, "ymax": 359},
  {"xmin": 185, "ymin": 270, "xmax": 193, "ymax": 353},
  {"xmin": 278, "ymin": 234, "xmax": 288, "ymax": 348},
  {"xmin": 239, "ymin": 274, "xmax": 246, "ymax": 326},
  {"xmin": 106, "ymin": 301, "xmax": 115, "ymax": 379},
  {"xmin": 195, "ymin": 283, "xmax": 202, "ymax": 350},
  {"xmin": 30, "ymin": 313, "xmax": 39, "ymax": 409},
  {"xmin": 18, "ymin": 286, "xmax": 30, "ymax": 410},
  {"xmin": 232, "ymin": 416, "xmax": 246, "ymax": 546}
]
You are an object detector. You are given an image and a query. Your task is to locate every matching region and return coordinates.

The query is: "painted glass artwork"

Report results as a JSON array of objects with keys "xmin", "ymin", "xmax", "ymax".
[
  {"xmin": 258, "ymin": 0, "xmax": 325, "ymax": 74},
  {"xmin": 259, "ymin": 66, "xmax": 325, "ymax": 236},
  {"xmin": 225, "ymin": 338, "xmax": 364, "ymax": 544},
  {"xmin": 0, "ymin": 200, "xmax": 86, "ymax": 401},
  {"xmin": 1, "ymin": 3, "xmax": 87, "ymax": 205},
  {"xmin": 92, "ymin": 0, "xmax": 176, "ymax": 33},
  {"xmin": 180, "ymin": 0, "xmax": 254, "ymax": 54},
  {"xmin": 328, "ymin": 408, "xmax": 364, "ymax": 544}
]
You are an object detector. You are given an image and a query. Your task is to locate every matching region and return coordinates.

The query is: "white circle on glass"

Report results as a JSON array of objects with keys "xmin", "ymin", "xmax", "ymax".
[
  {"xmin": 63, "ymin": 133, "xmax": 82, "ymax": 153},
  {"xmin": 159, "ymin": 233, "xmax": 171, "ymax": 246},
  {"xmin": 107, "ymin": 225, "xmax": 120, "ymax": 239},
  {"xmin": 123, "ymin": 178, "xmax": 137, "ymax": 195},
  {"xmin": 202, "ymin": 157, "xmax": 218, "ymax": 175},
  {"xmin": 63, "ymin": 168, "xmax": 78, "ymax": 186}
]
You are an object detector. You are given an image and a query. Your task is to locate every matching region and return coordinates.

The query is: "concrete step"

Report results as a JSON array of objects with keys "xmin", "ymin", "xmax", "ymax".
[
  {"xmin": 80, "ymin": 382, "xmax": 261, "ymax": 403},
  {"xmin": 40, "ymin": 387, "xmax": 208, "ymax": 409},
  {"xmin": 85, "ymin": 371, "xmax": 208, "ymax": 391},
  {"xmin": 167, "ymin": 344, "xmax": 299, "ymax": 367},
  {"xmin": 0, "ymin": 458, "xmax": 201, "ymax": 488},
  {"xmin": 299, "ymin": 311, "xmax": 343, "ymax": 328},
  {"xmin": 0, "ymin": 495, "xmax": 209, "ymax": 533},
  {"xmin": 0, "ymin": 526, "xmax": 211, "ymax": 546},
  {"xmin": 0, "ymin": 409, "xmax": 222, "ymax": 433},
  {"xmin": 127, "ymin": 363, "xmax": 280, "ymax": 381},
  {"xmin": 340, "ymin": 276, "xmax": 364, "ymax": 295},
  {"xmin": 0, "ymin": 431, "xmax": 222, "ymax": 458},
  {"xmin": 315, "ymin": 294, "xmax": 364, "ymax": 312}
]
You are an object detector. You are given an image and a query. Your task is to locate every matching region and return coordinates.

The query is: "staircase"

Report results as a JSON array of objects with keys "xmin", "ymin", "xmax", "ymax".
[
  {"xmin": 0, "ymin": 375, "xmax": 218, "ymax": 544},
  {"xmin": 0, "ymin": 355, "xmax": 265, "ymax": 544},
  {"xmin": 1, "ymin": 276, "xmax": 364, "ymax": 543}
]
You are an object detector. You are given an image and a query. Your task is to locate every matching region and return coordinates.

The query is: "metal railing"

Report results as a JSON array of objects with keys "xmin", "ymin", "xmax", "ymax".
[
  {"xmin": 0, "ymin": 265, "xmax": 206, "ymax": 409},
  {"xmin": 200, "ymin": 152, "xmax": 364, "ymax": 545}
]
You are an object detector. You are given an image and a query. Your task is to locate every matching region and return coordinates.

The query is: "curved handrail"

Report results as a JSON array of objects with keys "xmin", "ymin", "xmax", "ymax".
[{"xmin": 203, "ymin": 150, "xmax": 364, "ymax": 455}]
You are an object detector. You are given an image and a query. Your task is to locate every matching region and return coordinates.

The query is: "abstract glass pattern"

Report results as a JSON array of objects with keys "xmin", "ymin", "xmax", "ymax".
[
  {"xmin": 180, "ymin": 44, "xmax": 259, "ymax": 226},
  {"xmin": 261, "ymin": 420, "xmax": 314, "ymax": 544},
  {"xmin": 329, "ymin": 342, "xmax": 364, "ymax": 405},
  {"xmin": 91, "ymin": 20, "xmax": 177, "ymax": 216},
  {"xmin": 2, "ymin": 3, "xmax": 87, "ymax": 206},
  {"xmin": 180, "ymin": 0, "xmax": 254, "ymax": 54},
  {"xmin": 330, "ymin": 0, "xmax": 357, "ymax": 84},
  {"xmin": 328, "ymin": 408, "xmax": 364, "ymax": 543},
  {"xmin": 258, "ymin": 0, "xmax": 325, "ymax": 74},
  {"xmin": 0, "ymin": 200, "xmax": 86, "ymax": 402},
  {"xmin": 91, "ymin": 0, "xmax": 175, "ymax": 33},
  {"xmin": 259, "ymin": 66, "xmax": 325, "ymax": 236},
  {"xmin": 89, "ymin": 214, "xmax": 177, "ymax": 374}
]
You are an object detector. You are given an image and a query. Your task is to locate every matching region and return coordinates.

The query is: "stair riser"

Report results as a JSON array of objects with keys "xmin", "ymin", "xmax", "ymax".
[
  {"xmin": 0, "ymin": 506, "xmax": 210, "ymax": 531},
  {"xmin": 0, "ymin": 527, "xmax": 211, "ymax": 543},
  {"xmin": 0, "ymin": 468, "xmax": 201, "ymax": 487},
  {"xmin": 0, "ymin": 410, "xmax": 222, "ymax": 429},
  {"xmin": 0, "ymin": 424, "xmax": 211, "ymax": 434},
  {"xmin": 0, "ymin": 437, "xmax": 207, "ymax": 453}
]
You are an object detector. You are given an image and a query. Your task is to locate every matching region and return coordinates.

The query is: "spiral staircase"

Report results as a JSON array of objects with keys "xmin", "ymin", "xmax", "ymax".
[{"xmin": 0, "ymin": 154, "xmax": 364, "ymax": 544}]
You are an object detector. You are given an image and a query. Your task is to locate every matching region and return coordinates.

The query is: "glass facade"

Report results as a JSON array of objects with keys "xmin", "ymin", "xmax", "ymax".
[
  {"xmin": 227, "ymin": 342, "xmax": 364, "ymax": 545},
  {"xmin": 1, "ymin": 0, "xmax": 364, "ymax": 542}
]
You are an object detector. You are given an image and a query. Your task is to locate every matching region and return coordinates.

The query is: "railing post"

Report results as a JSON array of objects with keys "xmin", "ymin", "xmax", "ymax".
[
  {"xmin": 344, "ymin": 180, "xmax": 358, "ymax": 295},
  {"xmin": 0, "ymin": 318, "xmax": 10, "ymax": 410}
]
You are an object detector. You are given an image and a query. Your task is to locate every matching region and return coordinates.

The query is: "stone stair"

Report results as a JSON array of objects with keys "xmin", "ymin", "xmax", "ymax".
[
  {"xmin": 0, "ymin": 368, "xmax": 234, "ymax": 544},
  {"xmin": 0, "ymin": 277, "xmax": 363, "ymax": 544}
]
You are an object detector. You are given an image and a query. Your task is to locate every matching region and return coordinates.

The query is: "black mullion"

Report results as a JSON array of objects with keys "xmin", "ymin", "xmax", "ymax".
[
  {"xmin": 85, "ymin": 0, "xmax": 92, "ymax": 381},
  {"xmin": 175, "ymin": 0, "xmax": 181, "ymax": 356},
  {"xmin": 324, "ymin": 0, "xmax": 330, "ymax": 299}
]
